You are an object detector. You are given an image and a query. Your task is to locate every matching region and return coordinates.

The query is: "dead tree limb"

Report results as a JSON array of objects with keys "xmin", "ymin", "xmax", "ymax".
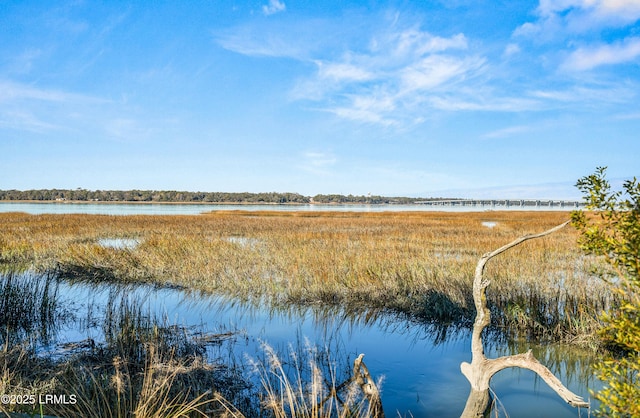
[
  {"xmin": 460, "ymin": 221, "xmax": 589, "ymax": 417},
  {"xmin": 353, "ymin": 354, "xmax": 385, "ymax": 418}
]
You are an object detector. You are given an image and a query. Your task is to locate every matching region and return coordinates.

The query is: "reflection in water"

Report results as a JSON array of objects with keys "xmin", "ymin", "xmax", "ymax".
[
  {"xmin": 1, "ymin": 272, "xmax": 599, "ymax": 417},
  {"xmin": 0, "ymin": 272, "xmax": 67, "ymax": 347}
]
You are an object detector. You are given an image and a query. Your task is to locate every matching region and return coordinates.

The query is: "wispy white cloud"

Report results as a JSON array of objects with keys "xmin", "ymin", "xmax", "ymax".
[
  {"xmin": 216, "ymin": 31, "xmax": 293, "ymax": 58},
  {"xmin": 0, "ymin": 79, "xmax": 157, "ymax": 141},
  {"xmin": 0, "ymin": 79, "xmax": 112, "ymax": 134},
  {"xmin": 315, "ymin": 61, "xmax": 375, "ymax": 83},
  {"xmin": 298, "ymin": 151, "xmax": 337, "ymax": 175},
  {"xmin": 427, "ymin": 94, "xmax": 540, "ymax": 112},
  {"xmin": 303, "ymin": 151, "xmax": 336, "ymax": 167},
  {"xmin": 6, "ymin": 49, "xmax": 44, "ymax": 75},
  {"xmin": 481, "ymin": 125, "xmax": 532, "ymax": 139},
  {"xmin": 0, "ymin": 83, "xmax": 64, "ymax": 103},
  {"xmin": 530, "ymin": 84, "xmax": 635, "ymax": 104},
  {"xmin": 614, "ymin": 111, "xmax": 640, "ymax": 120},
  {"xmin": 399, "ymin": 55, "xmax": 484, "ymax": 92},
  {"xmin": 562, "ymin": 36, "xmax": 640, "ymax": 70},
  {"xmin": 519, "ymin": 0, "xmax": 640, "ymax": 36},
  {"xmin": 217, "ymin": 13, "xmax": 491, "ymax": 126},
  {"xmin": 0, "ymin": 80, "xmax": 105, "ymax": 104},
  {"xmin": 323, "ymin": 95, "xmax": 399, "ymax": 127},
  {"xmin": 262, "ymin": 0, "xmax": 286, "ymax": 16},
  {"xmin": 503, "ymin": 43, "xmax": 521, "ymax": 57},
  {"xmin": 215, "ymin": 22, "xmax": 319, "ymax": 59},
  {"xmin": 292, "ymin": 27, "xmax": 487, "ymax": 125},
  {"xmin": 0, "ymin": 110, "xmax": 62, "ymax": 133},
  {"xmin": 104, "ymin": 118, "xmax": 153, "ymax": 141},
  {"xmin": 218, "ymin": 7, "xmax": 639, "ymax": 127}
]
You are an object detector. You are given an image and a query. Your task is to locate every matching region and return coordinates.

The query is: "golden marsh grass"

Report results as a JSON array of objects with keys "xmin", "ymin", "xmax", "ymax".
[{"xmin": 0, "ymin": 210, "xmax": 612, "ymax": 342}]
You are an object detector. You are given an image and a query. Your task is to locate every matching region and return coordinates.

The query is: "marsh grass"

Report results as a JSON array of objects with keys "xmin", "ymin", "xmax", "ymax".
[
  {"xmin": 250, "ymin": 340, "xmax": 374, "ymax": 418},
  {"xmin": 0, "ymin": 279, "xmax": 254, "ymax": 417},
  {"xmin": 0, "ymin": 211, "xmax": 613, "ymax": 342},
  {"xmin": 58, "ymin": 292, "xmax": 254, "ymax": 417},
  {"xmin": 0, "ymin": 272, "xmax": 63, "ymax": 346}
]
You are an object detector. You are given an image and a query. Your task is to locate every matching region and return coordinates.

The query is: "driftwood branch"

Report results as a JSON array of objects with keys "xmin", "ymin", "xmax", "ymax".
[
  {"xmin": 353, "ymin": 354, "xmax": 385, "ymax": 418},
  {"xmin": 461, "ymin": 220, "xmax": 589, "ymax": 417},
  {"xmin": 486, "ymin": 351, "xmax": 588, "ymax": 407},
  {"xmin": 314, "ymin": 353, "xmax": 385, "ymax": 415}
]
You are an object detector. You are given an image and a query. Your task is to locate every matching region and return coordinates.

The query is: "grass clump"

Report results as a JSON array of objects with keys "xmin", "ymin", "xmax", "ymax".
[
  {"xmin": 250, "ymin": 340, "xmax": 378, "ymax": 418},
  {"xmin": 0, "ymin": 272, "xmax": 63, "ymax": 346}
]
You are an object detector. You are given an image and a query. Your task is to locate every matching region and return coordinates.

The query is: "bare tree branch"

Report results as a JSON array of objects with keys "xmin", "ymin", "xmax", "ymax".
[
  {"xmin": 353, "ymin": 354, "xmax": 385, "ymax": 418},
  {"xmin": 461, "ymin": 220, "xmax": 589, "ymax": 417}
]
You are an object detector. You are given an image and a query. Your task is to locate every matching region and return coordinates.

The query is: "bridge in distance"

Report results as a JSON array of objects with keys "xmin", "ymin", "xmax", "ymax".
[{"xmin": 413, "ymin": 199, "xmax": 584, "ymax": 208}]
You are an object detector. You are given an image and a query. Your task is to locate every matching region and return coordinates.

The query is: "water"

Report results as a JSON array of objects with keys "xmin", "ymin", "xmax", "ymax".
[
  {"xmin": 97, "ymin": 237, "xmax": 140, "ymax": 249},
  {"xmin": 2, "ymin": 272, "xmax": 599, "ymax": 418},
  {"xmin": 481, "ymin": 221, "xmax": 498, "ymax": 228},
  {"xmin": 0, "ymin": 202, "xmax": 580, "ymax": 215}
]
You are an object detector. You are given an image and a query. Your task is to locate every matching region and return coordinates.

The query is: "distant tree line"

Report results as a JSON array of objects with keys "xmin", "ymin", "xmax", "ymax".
[
  {"xmin": 0, "ymin": 189, "xmax": 309, "ymax": 204},
  {"xmin": 310, "ymin": 194, "xmax": 430, "ymax": 204},
  {"xmin": 0, "ymin": 189, "xmax": 447, "ymax": 204}
]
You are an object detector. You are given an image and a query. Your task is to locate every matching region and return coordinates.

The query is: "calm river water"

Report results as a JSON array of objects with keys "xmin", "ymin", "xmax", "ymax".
[
  {"xmin": 0, "ymin": 201, "xmax": 579, "ymax": 215},
  {"xmin": 9, "ymin": 273, "xmax": 598, "ymax": 418}
]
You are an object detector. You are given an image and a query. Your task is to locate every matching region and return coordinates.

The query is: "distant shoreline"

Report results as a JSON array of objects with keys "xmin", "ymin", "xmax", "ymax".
[
  {"xmin": 0, "ymin": 200, "xmax": 312, "ymax": 205},
  {"xmin": 0, "ymin": 190, "xmax": 445, "ymax": 205},
  {"xmin": 0, "ymin": 200, "xmax": 417, "ymax": 206}
]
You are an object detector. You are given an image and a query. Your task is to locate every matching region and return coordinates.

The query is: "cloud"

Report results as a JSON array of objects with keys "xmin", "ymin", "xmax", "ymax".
[
  {"xmin": 315, "ymin": 61, "xmax": 375, "ymax": 83},
  {"xmin": 503, "ymin": 43, "xmax": 521, "ymax": 57},
  {"xmin": 615, "ymin": 111, "xmax": 640, "ymax": 120},
  {"xmin": 0, "ymin": 80, "xmax": 111, "ymax": 107},
  {"xmin": 562, "ymin": 36, "xmax": 640, "ymax": 70},
  {"xmin": 215, "ymin": 20, "xmax": 324, "ymax": 59},
  {"xmin": 262, "ymin": 0, "xmax": 286, "ymax": 16},
  {"xmin": 0, "ymin": 80, "xmax": 86, "ymax": 103},
  {"xmin": 216, "ymin": 30, "xmax": 301, "ymax": 58},
  {"xmin": 298, "ymin": 151, "xmax": 337, "ymax": 175},
  {"xmin": 541, "ymin": 0, "xmax": 640, "ymax": 26},
  {"xmin": 399, "ymin": 55, "xmax": 483, "ymax": 92},
  {"xmin": 104, "ymin": 118, "xmax": 153, "ymax": 141},
  {"xmin": 0, "ymin": 79, "xmax": 114, "ymax": 134},
  {"xmin": 291, "ymin": 26, "xmax": 485, "ymax": 125},
  {"xmin": 426, "ymin": 94, "xmax": 540, "ymax": 112},
  {"xmin": 303, "ymin": 152, "xmax": 336, "ymax": 167},
  {"xmin": 0, "ymin": 79, "xmax": 158, "ymax": 140},
  {"xmin": 529, "ymin": 85, "xmax": 636, "ymax": 108},
  {"xmin": 481, "ymin": 125, "xmax": 532, "ymax": 139},
  {"xmin": 0, "ymin": 110, "xmax": 62, "ymax": 133},
  {"xmin": 220, "ymin": 7, "xmax": 637, "ymax": 127},
  {"xmin": 217, "ymin": 11, "xmax": 493, "ymax": 126},
  {"xmin": 518, "ymin": 0, "xmax": 640, "ymax": 36},
  {"xmin": 323, "ymin": 95, "xmax": 399, "ymax": 127}
]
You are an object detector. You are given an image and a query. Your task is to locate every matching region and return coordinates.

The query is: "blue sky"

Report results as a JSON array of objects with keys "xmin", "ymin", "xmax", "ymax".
[{"xmin": 1, "ymin": 0, "xmax": 639, "ymax": 199}]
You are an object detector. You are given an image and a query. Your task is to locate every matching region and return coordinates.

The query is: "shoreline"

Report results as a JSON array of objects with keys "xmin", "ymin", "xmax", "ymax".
[
  {"xmin": 0, "ymin": 199, "xmax": 312, "ymax": 205},
  {"xmin": 0, "ymin": 199, "xmax": 582, "ymax": 206}
]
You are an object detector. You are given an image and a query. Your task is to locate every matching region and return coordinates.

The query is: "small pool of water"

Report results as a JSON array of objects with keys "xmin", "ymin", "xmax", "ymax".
[
  {"xmin": 2, "ymin": 272, "xmax": 599, "ymax": 417},
  {"xmin": 97, "ymin": 237, "xmax": 140, "ymax": 249}
]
